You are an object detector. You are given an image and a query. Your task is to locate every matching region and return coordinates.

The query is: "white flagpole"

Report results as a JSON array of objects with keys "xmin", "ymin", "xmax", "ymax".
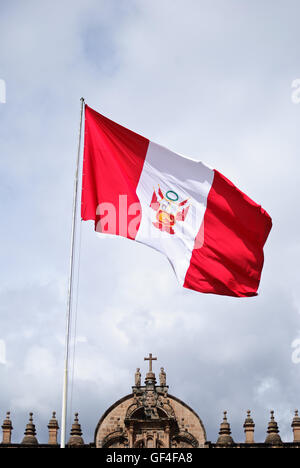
[{"xmin": 60, "ymin": 97, "xmax": 85, "ymax": 448}]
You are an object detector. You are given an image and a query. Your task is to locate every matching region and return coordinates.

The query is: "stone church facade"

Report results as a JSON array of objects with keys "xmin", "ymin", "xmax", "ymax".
[
  {"xmin": 95, "ymin": 355, "xmax": 206, "ymax": 448},
  {"xmin": 1, "ymin": 355, "xmax": 300, "ymax": 448}
]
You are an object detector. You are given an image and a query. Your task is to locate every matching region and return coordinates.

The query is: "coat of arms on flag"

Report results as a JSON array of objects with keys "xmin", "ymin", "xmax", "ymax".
[{"xmin": 150, "ymin": 186, "xmax": 190, "ymax": 235}]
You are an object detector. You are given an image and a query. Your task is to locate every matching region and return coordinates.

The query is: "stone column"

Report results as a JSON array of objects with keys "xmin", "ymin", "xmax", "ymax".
[
  {"xmin": 1, "ymin": 412, "xmax": 13, "ymax": 444},
  {"xmin": 128, "ymin": 423, "xmax": 134, "ymax": 448},
  {"xmin": 153, "ymin": 431, "xmax": 157, "ymax": 448},
  {"xmin": 243, "ymin": 410, "xmax": 255, "ymax": 444},
  {"xmin": 48, "ymin": 412, "xmax": 59, "ymax": 445},
  {"xmin": 165, "ymin": 425, "xmax": 170, "ymax": 448}
]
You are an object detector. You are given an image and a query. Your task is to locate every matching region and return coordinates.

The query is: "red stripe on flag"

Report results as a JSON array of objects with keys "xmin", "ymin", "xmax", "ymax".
[
  {"xmin": 81, "ymin": 105, "xmax": 149, "ymax": 239},
  {"xmin": 183, "ymin": 170, "xmax": 272, "ymax": 297}
]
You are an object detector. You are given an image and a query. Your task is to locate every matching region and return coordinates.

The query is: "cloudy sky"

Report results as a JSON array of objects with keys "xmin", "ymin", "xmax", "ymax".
[{"xmin": 1, "ymin": 0, "xmax": 300, "ymax": 445}]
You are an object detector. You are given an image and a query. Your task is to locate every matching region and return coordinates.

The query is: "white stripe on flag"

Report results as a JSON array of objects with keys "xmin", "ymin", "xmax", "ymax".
[{"xmin": 135, "ymin": 141, "xmax": 214, "ymax": 285}]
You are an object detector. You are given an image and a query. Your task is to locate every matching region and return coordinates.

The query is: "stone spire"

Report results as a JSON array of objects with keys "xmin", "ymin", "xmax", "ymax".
[
  {"xmin": 68, "ymin": 413, "xmax": 84, "ymax": 446},
  {"xmin": 216, "ymin": 411, "xmax": 234, "ymax": 445},
  {"xmin": 265, "ymin": 410, "xmax": 282, "ymax": 445},
  {"xmin": 48, "ymin": 411, "xmax": 59, "ymax": 445},
  {"xmin": 22, "ymin": 412, "xmax": 38, "ymax": 445},
  {"xmin": 243, "ymin": 410, "xmax": 255, "ymax": 444},
  {"xmin": 291, "ymin": 409, "xmax": 300, "ymax": 443},
  {"xmin": 1, "ymin": 412, "xmax": 13, "ymax": 444}
]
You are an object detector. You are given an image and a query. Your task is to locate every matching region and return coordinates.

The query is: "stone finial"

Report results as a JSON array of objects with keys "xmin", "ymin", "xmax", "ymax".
[
  {"xmin": 1, "ymin": 412, "xmax": 13, "ymax": 444},
  {"xmin": 243, "ymin": 410, "xmax": 255, "ymax": 444},
  {"xmin": 22, "ymin": 412, "xmax": 38, "ymax": 445},
  {"xmin": 159, "ymin": 367, "xmax": 166, "ymax": 386},
  {"xmin": 265, "ymin": 410, "xmax": 282, "ymax": 445},
  {"xmin": 68, "ymin": 413, "xmax": 84, "ymax": 446},
  {"xmin": 291, "ymin": 410, "xmax": 300, "ymax": 442},
  {"xmin": 216, "ymin": 411, "xmax": 234, "ymax": 445},
  {"xmin": 48, "ymin": 411, "xmax": 59, "ymax": 445}
]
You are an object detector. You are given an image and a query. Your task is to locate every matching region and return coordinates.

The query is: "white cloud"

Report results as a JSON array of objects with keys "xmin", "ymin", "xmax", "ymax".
[
  {"xmin": 0, "ymin": 340, "xmax": 6, "ymax": 365},
  {"xmin": 0, "ymin": 79, "xmax": 6, "ymax": 104},
  {"xmin": 291, "ymin": 339, "xmax": 300, "ymax": 364}
]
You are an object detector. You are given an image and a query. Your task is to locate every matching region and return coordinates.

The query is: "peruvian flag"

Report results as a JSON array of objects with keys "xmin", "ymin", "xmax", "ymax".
[{"xmin": 81, "ymin": 105, "xmax": 272, "ymax": 297}]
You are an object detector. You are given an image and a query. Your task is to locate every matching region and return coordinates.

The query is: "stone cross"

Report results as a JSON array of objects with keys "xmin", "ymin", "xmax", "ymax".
[{"xmin": 144, "ymin": 353, "xmax": 157, "ymax": 372}]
